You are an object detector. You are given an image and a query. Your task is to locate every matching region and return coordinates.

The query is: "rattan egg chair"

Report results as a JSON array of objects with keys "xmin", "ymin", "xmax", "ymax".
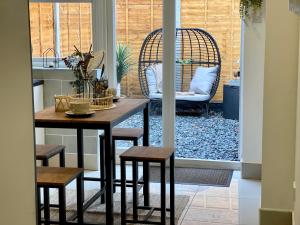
[{"xmin": 138, "ymin": 28, "xmax": 221, "ymax": 115}]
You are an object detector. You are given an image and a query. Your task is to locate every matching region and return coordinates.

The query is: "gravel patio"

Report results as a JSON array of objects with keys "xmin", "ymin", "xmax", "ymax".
[{"xmin": 116, "ymin": 111, "xmax": 239, "ymax": 161}]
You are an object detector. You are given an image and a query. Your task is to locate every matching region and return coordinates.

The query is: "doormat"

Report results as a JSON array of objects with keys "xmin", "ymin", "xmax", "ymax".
[{"xmin": 149, "ymin": 167, "xmax": 233, "ymax": 187}]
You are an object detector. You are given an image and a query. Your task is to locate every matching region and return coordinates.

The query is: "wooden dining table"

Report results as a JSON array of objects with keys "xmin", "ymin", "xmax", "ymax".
[{"xmin": 35, "ymin": 98, "xmax": 150, "ymax": 225}]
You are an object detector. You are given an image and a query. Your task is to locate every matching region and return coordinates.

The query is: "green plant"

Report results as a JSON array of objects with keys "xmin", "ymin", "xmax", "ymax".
[
  {"xmin": 116, "ymin": 44, "xmax": 132, "ymax": 83},
  {"xmin": 178, "ymin": 58, "xmax": 192, "ymax": 65},
  {"xmin": 240, "ymin": 0, "xmax": 263, "ymax": 19}
]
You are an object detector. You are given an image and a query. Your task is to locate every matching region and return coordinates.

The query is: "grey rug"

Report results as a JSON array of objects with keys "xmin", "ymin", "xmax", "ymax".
[
  {"xmin": 49, "ymin": 189, "xmax": 189, "ymax": 225},
  {"xmin": 149, "ymin": 167, "xmax": 233, "ymax": 187}
]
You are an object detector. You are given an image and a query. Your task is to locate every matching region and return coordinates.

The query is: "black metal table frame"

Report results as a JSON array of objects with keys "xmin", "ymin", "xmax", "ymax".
[{"xmin": 35, "ymin": 102, "xmax": 150, "ymax": 225}]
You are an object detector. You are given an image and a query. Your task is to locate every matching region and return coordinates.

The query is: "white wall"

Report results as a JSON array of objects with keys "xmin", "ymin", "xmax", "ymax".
[
  {"xmin": 34, "ymin": 85, "xmax": 45, "ymax": 144},
  {"xmin": 0, "ymin": 1, "xmax": 37, "ymax": 225},
  {"xmin": 294, "ymin": 21, "xmax": 300, "ymax": 225},
  {"xmin": 262, "ymin": 0, "xmax": 299, "ymax": 211},
  {"xmin": 240, "ymin": 18, "xmax": 265, "ymax": 166}
]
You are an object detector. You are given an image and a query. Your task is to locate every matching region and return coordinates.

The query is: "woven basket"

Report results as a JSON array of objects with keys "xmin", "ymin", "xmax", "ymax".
[
  {"xmin": 69, "ymin": 93, "xmax": 114, "ymax": 111},
  {"xmin": 90, "ymin": 95, "xmax": 113, "ymax": 111},
  {"xmin": 54, "ymin": 95, "xmax": 70, "ymax": 112}
]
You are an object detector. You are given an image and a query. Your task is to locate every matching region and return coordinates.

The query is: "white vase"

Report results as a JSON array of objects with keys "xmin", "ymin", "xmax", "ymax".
[{"xmin": 116, "ymin": 83, "xmax": 121, "ymax": 97}]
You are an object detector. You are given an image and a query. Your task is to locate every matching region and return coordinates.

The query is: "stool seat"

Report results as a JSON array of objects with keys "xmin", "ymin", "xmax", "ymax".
[
  {"xmin": 36, "ymin": 167, "xmax": 83, "ymax": 225},
  {"xmin": 37, "ymin": 167, "xmax": 83, "ymax": 187},
  {"xmin": 101, "ymin": 128, "xmax": 144, "ymax": 140},
  {"xmin": 120, "ymin": 146, "xmax": 175, "ymax": 225},
  {"xmin": 120, "ymin": 146, "xmax": 175, "ymax": 162},
  {"xmin": 36, "ymin": 144, "xmax": 65, "ymax": 160}
]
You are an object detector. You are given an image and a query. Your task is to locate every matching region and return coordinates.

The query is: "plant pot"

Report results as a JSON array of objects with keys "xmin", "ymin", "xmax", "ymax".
[{"xmin": 116, "ymin": 83, "xmax": 121, "ymax": 97}]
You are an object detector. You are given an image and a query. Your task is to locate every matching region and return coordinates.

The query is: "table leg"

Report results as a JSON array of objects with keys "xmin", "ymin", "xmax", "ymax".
[
  {"xmin": 143, "ymin": 103, "xmax": 150, "ymax": 146},
  {"xmin": 120, "ymin": 159, "xmax": 127, "ymax": 225},
  {"xmin": 161, "ymin": 161, "xmax": 166, "ymax": 225},
  {"xmin": 77, "ymin": 129, "xmax": 84, "ymax": 168},
  {"xmin": 104, "ymin": 125, "xmax": 114, "ymax": 224},
  {"xmin": 143, "ymin": 103, "xmax": 150, "ymax": 206},
  {"xmin": 77, "ymin": 128, "xmax": 84, "ymax": 202},
  {"xmin": 77, "ymin": 173, "xmax": 84, "ymax": 224},
  {"xmin": 100, "ymin": 135, "xmax": 106, "ymax": 204},
  {"xmin": 132, "ymin": 160, "xmax": 139, "ymax": 220},
  {"xmin": 170, "ymin": 153, "xmax": 175, "ymax": 225}
]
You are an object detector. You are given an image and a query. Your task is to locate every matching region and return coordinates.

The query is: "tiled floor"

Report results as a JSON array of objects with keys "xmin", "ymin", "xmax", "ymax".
[
  {"xmin": 68, "ymin": 169, "xmax": 261, "ymax": 225},
  {"xmin": 178, "ymin": 172, "xmax": 261, "ymax": 225}
]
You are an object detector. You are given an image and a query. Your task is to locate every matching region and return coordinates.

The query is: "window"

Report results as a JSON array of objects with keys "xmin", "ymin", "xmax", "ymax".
[{"xmin": 29, "ymin": 2, "xmax": 93, "ymax": 61}]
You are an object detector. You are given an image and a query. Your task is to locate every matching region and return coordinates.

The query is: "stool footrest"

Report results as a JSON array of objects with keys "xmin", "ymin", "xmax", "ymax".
[
  {"xmin": 83, "ymin": 188, "xmax": 106, "ymax": 212},
  {"xmin": 39, "ymin": 219, "xmax": 76, "ymax": 225},
  {"xmin": 48, "ymin": 204, "xmax": 60, "ymax": 208},
  {"xmin": 125, "ymin": 219, "xmax": 163, "ymax": 225},
  {"xmin": 124, "ymin": 206, "xmax": 172, "ymax": 225},
  {"xmin": 144, "ymin": 207, "xmax": 155, "ymax": 222},
  {"xmin": 84, "ymin": 176, "xmax": 145, "ymax": 186},
  {"xmin": 84, "ymin": 176, "xmax": 144, "ymax": 194},
  {"xmin": 39, "ymin": 219, "xmax": 60, "ymax": 225},
  {"xmin": 137, "ymin": 206, "xmax": 171, "ymax": 212}
]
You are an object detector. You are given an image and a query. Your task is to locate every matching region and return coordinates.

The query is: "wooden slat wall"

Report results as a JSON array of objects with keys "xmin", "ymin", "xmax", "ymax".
[
  {"xmin": 117, "ymin": 0, "xmax": 241, "ymax": 101},
  {"xmin": 29, "ymin": 3, "xmax": 92, "ymax": 58},
  {"xmin": 117, "ymin": 0, "xmax": 163, "ymax": 95},
  {"xmin": 181, "ymin": 0, "xmax": 241, "ymax": 100},
  {"xmin": 59, "ymin": 3, "xmax": 92, "ymax": 56},
  {"xmin": 30, "ymin": 3, "xmax": 54, "ymax": 57}
]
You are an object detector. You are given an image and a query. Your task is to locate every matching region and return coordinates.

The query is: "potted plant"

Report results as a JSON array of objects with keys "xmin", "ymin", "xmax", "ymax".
[
  {"xmin": 63, "ymin": 45, "xmax": 105, "ymax": 98},
  {"xmin": 240, "ymin": 0, "xmax": 263, "ymax": 19},
  {"xmin": 116, "ymin": 44, "xmax": 132, "ymax": 97}
]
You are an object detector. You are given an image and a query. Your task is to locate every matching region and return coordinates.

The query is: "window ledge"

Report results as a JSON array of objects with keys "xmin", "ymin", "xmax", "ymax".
[
  {"xmin": 33, "ymin": 79, "xmax": 44, "ymax": 87},
  {"xmin": 32, "ymin": 66, "xmax": 69, "ymax": 71}
]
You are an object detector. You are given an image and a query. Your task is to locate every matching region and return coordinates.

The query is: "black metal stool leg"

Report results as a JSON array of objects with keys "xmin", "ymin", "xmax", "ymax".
[
  {"xmin": 133, "ymin": 138, "xmax": 138, "ymax": 146},
  {"xmin": 100, "ymin": 135, "xmax": 106, "ymax": 204},
  {"xmin": 112, "ymin": 139, "xmax": 116, "ymax": 193},
  {"xmin": 59, "ymin": 149, "xmax": 65, "ymax": 167},
  {"xmin": 170, "ymin": 154, "xmax": 175, "ymax": 225},
  {"xmin": 37, "ymin": 187, "xmax": 42, "ymax": 225},
  {"xmin": 143, "ymin": 161, "xmax": 150, "ymax": 206},
  {"xmin": 43, "ymin": 188, "xmax": 50, "ymax": 225},
  {"xmin": 77, "ymin": 173, "xmax": 84, "ymax": 224},
  {"xmin": 42, "ymin": 159, "xmax": 50, "ymax": 225},
  {"xmin": 59, "ymin": 187, "xmax": 66, "ymax": 225},
  {"xmin": 205, "ymin": 103, "xmax": 209, "ymax": 118},
  {"xmin": 121, "ymin": 159, "xmax": 127, "ymax": 225},
  {"xmin": 132, "ymin": 161, "xmax": 139, "ymax": 220},
  {"xmin": 161, "ymin": 161, "xmax": 166, "ymax": 225}
]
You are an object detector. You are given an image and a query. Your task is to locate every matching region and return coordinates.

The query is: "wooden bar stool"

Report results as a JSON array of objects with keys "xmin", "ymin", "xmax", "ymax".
[
  {"xmin": 36, "ymin": 144, "xmax": 66, "ymax": 223},
  {"xmin": 99, "ymin": 128, "xmax": 143, "ymax": 202},
  {"xmin": 120, "ymin": 146, "xmax": 175, "ymax": 225},
  {"xmin": 36, "ymin": 144, "xmax": 65, "ymax": 167},
  {"xmin": 36, "ymin": 167, "xmax": 84, "ymax": 225}
]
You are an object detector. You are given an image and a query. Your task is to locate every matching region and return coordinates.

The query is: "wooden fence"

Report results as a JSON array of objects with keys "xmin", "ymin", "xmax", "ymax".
[
  {"xmin": 29, "ymin": 3, "xmax": 92, "ymax": 58},
  {"xmin": 30, "ymin": 0, "xmax": 241, "ymax": 101},
  {"xmin": 117, "ymin": 0, "xmax": 241, "ymax": 101}
]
